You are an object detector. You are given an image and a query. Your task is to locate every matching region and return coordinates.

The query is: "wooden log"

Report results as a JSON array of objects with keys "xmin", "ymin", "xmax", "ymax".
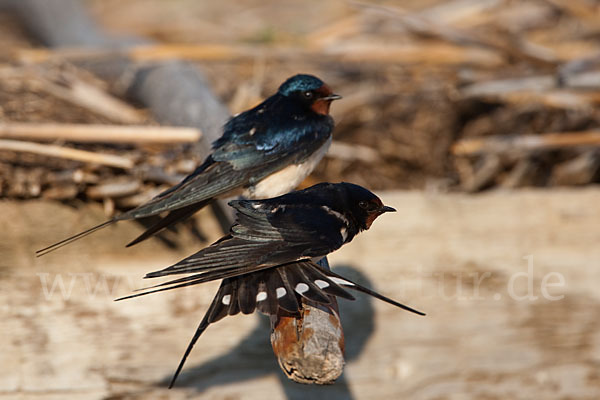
[
  {"xmin": 0, "ymin": 122, "xmax": 201, "ymax": 144},
  {"xmin": 271, "ymin": 257, "xmax": 344, "ymax": 384}
]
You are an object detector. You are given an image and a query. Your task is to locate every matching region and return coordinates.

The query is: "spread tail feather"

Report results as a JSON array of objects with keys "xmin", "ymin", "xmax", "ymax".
[
  {"xmin": 167, "ymin": 279, "xmax": 238, "ymax": 388},
  {"xmin": 118, "ymin": 260, "xmax": 425, "ymax": 316},
  {"xmin": 323, "ymin": 268, "xmax": 426, "ymax": 316},
  {"xmin": 168, "ymin": 308, "xmax": 211, "ymax": 388},
  {"xmin": 36, "ymin": 219, "xmax": 116, "ymax": 257},
  {"xmin": 117, "ymin": 261, "xmax": 425, "ymax": 388}
]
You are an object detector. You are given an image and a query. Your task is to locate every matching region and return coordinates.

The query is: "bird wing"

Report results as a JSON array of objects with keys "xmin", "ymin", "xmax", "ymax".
[
  {"xmin": 139, "ymin": 199, "xmax": 347, "ymax": 281},
  {"xmin": 121, "ymin": 115, "xmax": 332, "ymax": 220},
  {"xmin": 122, "ymin": 157, "xmax": 246, "ymax": 219}
]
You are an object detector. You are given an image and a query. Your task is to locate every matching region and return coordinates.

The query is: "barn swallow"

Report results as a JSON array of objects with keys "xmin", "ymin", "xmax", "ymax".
[
  {"xmin": 37, "ymin": 74, "xmax": 342, "ymax": 256},
  {"xmin": 116, "ymin": 182, "xmax": 425, "ymax": 388}
]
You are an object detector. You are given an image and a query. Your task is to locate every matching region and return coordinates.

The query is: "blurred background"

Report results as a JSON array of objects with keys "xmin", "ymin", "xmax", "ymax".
[{"xmin": 1, "ymin": 0, "xmax": 599, "ymax": 399}]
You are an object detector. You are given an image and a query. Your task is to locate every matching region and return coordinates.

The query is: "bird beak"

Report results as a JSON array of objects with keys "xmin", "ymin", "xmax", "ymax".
[
  {"xmin": 322, "ymin": 93, "xmax": 342, "ymax": 101},
  {"xmin": 379, "ymin": 205, "xmax": 396, "ymax": 213}
]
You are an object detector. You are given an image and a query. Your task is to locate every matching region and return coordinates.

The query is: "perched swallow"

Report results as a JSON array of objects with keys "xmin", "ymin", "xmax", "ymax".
[
  {"xmin": 116, "ymin": 182, "xmax": 425, "ymax": 388},
  {"xmin": 37, "ymin": 74, "xmax": 342, "ymax": 256}
]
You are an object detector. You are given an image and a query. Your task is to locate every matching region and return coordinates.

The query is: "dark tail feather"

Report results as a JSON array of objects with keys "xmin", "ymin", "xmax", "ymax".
[
  {"xmin": 168, "ymin": 279, "xmax": 233, "ymax": 388},
  {"xmin": 116, "ymin": 261, "xmax": 424, "ymax": 388},
  {"xmin": 323, "ymin": 268, "xmax": 426, "ymax": 316},
  {"xmin": 126, "ymin": 201, "xmax": 210, "ymax": 248},
  {"xmin": 114, "ymin": 276, "xmax": 211, "ymax": 301},
  {"xmin": 168, "ymin": 312, "xmax": 210, "ymax": 389},
  {"xmin": 36, "ymin": 219, "xmax": 116, "ymax": 257},
  {"xmin": 118, "ymin": 260, "xmax": 425, "ymax": 316},
  {"xmin": 116, "ymin": 264, "xmax": 284, "ymax": 301}
]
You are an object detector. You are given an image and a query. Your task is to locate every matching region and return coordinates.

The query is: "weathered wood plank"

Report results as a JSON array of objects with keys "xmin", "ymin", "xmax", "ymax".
[{"xmin": 3, "ymin": 188, "xmax": 600, "ymax": 399}]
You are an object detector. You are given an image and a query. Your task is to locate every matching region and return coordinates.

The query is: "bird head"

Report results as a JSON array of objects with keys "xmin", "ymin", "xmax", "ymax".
[
  {"xmin": 278, "ymin": 74, "xmax": 342, "ymax": 115},
  {"xmin": 340, "ymin": 182, "xmax": 396, "ymax": 231}
]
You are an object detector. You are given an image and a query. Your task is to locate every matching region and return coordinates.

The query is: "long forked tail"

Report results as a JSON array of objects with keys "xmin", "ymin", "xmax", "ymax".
[
  {"xmin": 117, "ymin": 260, "xmax": 426, "ymax": 317},
  {"xmin": 168, "ymin": 313, "xmax": 211, "ymax": 389},
  {"xmin": 37, "ymin": 200, "xmax": 210, "ymax": 256},
  {"xmin": 166, "ymin": 280, "xmax": 233, "ymax": 388},
  {"xmin": 36, "ymin": 219, "xmax": 116, "ymax": 257},
  {"xmin": 115, "ymin": 261, "xmax": 425, "ymax": 388},
  {"xmin": 324, "ymin": 268, "xmax": 426, "ymax": 316}
]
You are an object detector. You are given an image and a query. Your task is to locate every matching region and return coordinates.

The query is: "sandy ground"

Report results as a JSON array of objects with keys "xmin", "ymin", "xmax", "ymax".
[{"xmin": 1, "ymin": 188, "xmax": 600, "ymax": 399}]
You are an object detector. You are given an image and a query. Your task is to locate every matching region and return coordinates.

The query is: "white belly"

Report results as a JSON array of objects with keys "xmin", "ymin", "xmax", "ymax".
[{"xmin": 243, "ymin": 137, "xmax": 331, "ymax": 199}]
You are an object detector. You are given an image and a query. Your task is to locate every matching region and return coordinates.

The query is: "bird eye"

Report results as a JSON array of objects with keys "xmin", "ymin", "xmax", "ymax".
[
  {"xmin": 358, "ymin": 201, "xmax": 369, "ymax": 209},
  {"xmin": 303, "ymin": 91, "xmax": 313, "ymax": 99}
]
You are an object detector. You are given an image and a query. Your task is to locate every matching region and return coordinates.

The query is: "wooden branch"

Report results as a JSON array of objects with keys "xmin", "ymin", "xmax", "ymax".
[
  {"xmin": 460, "ymin": 75, "xmax": 600, "ymax": 109},
  {"xmin": 457, "ymin": 154, "xmax": 502, "ymax": 192},
  {"xmin": 0, "ymin": 122, "xmax": 201, "ymax": 144},
  {"xmin": 34, "ymin": 67, "xmax": 146, "ymax": 124},
  {"xmin": 350, "ymin": 1, "xmax": 558, "ymax": 66},
  {"xmin": 86, "ymin": 178, "xmax": 141, "ymax": 199},
  {"xmin": 460, "ymin": 75, "xmax": 556, "ymax": 98},
  {"xmin": 12, "ymin": 44, "xmax": 252, "ymax": 64},
  {"xmin": 0, "ymin": 139, "xmax": 133, "ymax": 169},
  {"xmin": 115, "ymin": 187, "xmax": 164, "ymax": 208},
  {"xmin": 13, "ymin": 42, "xmax": 505, "ymax": 67},
  {"xmin": 327, "ymin": 141, "xmax": 378, "ymax": 163},
  {"xmin": 544, "ymin": 0, "xmax": 600, "ymax": 29},
  {"xmin": 452, "ymin": 131, "xmax": 600, "ymax": 156},
  {"xmin": 42, "ymin": 184, "xmax": 79, "ymax": 200},
  {"xmin": 327, "ymin": 42, "xmax": 502, "ymax": 67},
  {"xmin": 500, "ymin": 157, "xmax": 541, "ymax": 189},
  {"xmin": 550, "ymin": 150, "xmax": 600, "ymax": 186}
]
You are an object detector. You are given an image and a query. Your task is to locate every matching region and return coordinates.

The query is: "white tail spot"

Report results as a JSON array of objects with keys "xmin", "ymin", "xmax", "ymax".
[
  {"xmin": 329, "ymin": 277, "xmax": 355, "ymax": 286},
  {"xmin": 295, "ymin": 283, "xmax": 309, "ymax": 294},
  {"xmin": 222, "ymin": 294, "xmax": 231, "ymax": 305},
  {"xmin": 256, "ymin": 291, "xmax": 267, "ymax": 301},
  {"xmin": 276, "ymin": 287, "xmax": 287, "ymax": 298},
  {"xmin": 315, "ymin": 279, "xmax": 330, "ymax": 289},
  {"xmin": 249, "ymin": 127, "xmax": 256, "ymax": 136}
]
